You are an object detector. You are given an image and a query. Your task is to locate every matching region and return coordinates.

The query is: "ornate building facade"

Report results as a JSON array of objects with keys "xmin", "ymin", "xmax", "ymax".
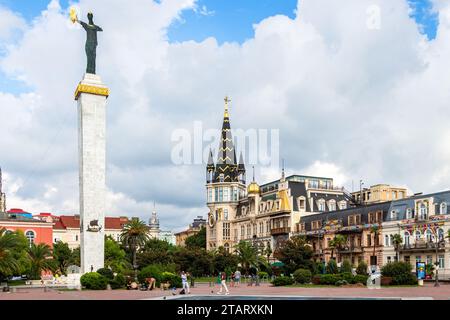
[{"xmin": 205, "ymin": 98, "xmax": 353, "ymax": 254}]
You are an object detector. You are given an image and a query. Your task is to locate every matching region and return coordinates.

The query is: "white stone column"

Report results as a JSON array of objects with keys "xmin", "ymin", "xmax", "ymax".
[{"xmin": 75, "ymin": 73, "xmax": 109, "ymax": 274}]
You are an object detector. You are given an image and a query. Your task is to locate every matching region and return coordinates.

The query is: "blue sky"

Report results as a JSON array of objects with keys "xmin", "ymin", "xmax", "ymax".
[{"xmin": 0, "ymin": 0, "xmax": 439, "ymax": 44}]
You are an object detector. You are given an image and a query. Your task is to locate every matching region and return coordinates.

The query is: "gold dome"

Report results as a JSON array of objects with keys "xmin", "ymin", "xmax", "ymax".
[{"xmin": 247, "ymin": 182, "xmax": 260, "ymax": 194}]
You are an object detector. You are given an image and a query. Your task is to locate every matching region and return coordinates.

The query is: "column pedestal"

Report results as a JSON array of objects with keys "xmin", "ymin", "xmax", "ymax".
[{"xmin": 75, "ymin": 73, "xmax": 109, "ymax": 274}]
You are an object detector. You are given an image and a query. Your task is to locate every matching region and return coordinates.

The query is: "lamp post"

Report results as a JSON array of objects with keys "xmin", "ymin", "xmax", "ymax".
[{"xmin": 434, "ymin": 230, "xmax": 442, "ymax": 287}]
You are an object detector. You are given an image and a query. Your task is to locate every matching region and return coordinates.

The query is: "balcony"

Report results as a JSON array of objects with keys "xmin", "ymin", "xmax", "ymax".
[
  {"xmin": 400, "ymin": 241, "xmax": 446, "ymax": 252},
  {"xmin": 271, "ymin": 227, "xmax": 291, "ymax": 236}
]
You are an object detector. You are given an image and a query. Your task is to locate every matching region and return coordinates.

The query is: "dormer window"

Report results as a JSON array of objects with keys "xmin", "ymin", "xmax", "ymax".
[
  {"xmin": 440, "ymin": 202, "xmax": 447, "ymax": 215},
  {"xmin": 390, "ymin": 210, "xmax": 397, "ymax": 220},
  {"xmin": 318, "ymin": 199, "xmax": 326, "ymax": 212},
  {"xmin": 406, "ymin": 208, "xmax": 413, "ymax": 219},
  {"xmin": 219, "ymin": 174, "xmax": 224, "ymax": 182},
  {"xmin": 339, "ymin": 201, "xmax": 347, "ymax": 210},
  {"xmin": 328, "ymin": 200, "xmax": 336, "ymax": 211}
]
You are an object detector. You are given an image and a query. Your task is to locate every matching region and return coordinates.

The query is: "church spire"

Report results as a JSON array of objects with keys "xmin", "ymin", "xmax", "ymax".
[{"xmin": 214, "ymin": 96, "xmax": 238, "ymax": 182}]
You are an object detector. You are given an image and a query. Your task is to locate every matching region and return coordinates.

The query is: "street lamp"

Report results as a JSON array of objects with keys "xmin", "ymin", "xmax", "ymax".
[{"xmin": 434, "ymin": 230, "xmax": 443, "ymax": 287}]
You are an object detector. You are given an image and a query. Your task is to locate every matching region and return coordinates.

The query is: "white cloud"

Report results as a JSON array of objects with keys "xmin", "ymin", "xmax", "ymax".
[{"xmin": 1, "ymin": 0, "xmax": 450, "ymax": 230}]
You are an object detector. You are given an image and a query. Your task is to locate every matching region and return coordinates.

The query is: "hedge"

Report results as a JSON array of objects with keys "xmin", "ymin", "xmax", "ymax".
[
  {"xmin": 293, "ymin": 269, "xmax": 312, "ymax": 284},
  {"xmin": 272, "ymin": 276, "xmax": 294, "ymax": 286},
  {"xmin": 109, "ymin": 273, "xmax": 127, "ymax": 289},
  {"xmin": 97, "ymin": 268, "xmax": 114, "ymax": 280},
  {"xmin": 313, "ymin": 273, "xmax": 368, "ymax": 286},
  {"xmin": 80, "ymin": 272, "xmax": 108, "ymax": 290},
  {"xmin": 381, "ymin": 262, "xmax": 417, "ymax": 285}
]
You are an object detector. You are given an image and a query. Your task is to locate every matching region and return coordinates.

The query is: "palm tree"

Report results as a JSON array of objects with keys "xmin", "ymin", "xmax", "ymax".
[
  {"xmin": 26, "ymin": 243, "xmax": 55, "ymax": 280},
  {"xmin": 0, "ymin": 229, "xmax": 24, "ymax": 277},
  {"xmin": 234, "ymin": 241, "xmax": 266, "ymax": 274},
  {"xmin": 370, "ymin": 225, "xmax": 379, "ymax": 266},
  {"xmin": 333, "ymin": 234, "xmax": 347, "ymax": 263},
  {"xmin": 120, "ymin": 218, "xmax": 149, "ymax": 281},
  {"xmin": 392, "ymin": 233, "xmax": 403, "ymax": 262}
]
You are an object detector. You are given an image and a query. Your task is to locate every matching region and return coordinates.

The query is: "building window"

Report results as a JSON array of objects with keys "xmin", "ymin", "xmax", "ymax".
[
  {"xmin": 339, "ymin": 201, "xmax": 347, "ymax": 210},
  {"xmin": 218, "ymin": 187, "xmax": 223, "ymax": 202},
  {"xmin": 415, "ymin": 230, "xmax": 421, "ymax": 241},
  {"xmin": 219, "ymin": 174, "xmax": 224, "ymax": 182},
  {"xmin": 241, "ymin": 226, "xmax": 245, "ymax": 239},
  {"xmin": 266, "ymin": 221, "xmax": 270, "ymax": 234},
  {"xmin": 426, "ymin": 255, "xmax": 433, "ymax": 265},
  {"xmin": 233, "ymin": 187, "xmax": 238, "ymax": 201},
  {"xmin": 223, "ymin": 209, "xmax": 229, "ymax": 221},
  {"xmin": 440, "ymin": 202, "xmax": 447, "ymax": 215},
  {"xmin": 208, "ymin": 189, "xmax": 213, "ymax": 202},
  {"xmin": 223, "ymin": 188, "xmax": 229, "ymax": 202},
  {"xmin": 438, "ymin": 255, "xmax": 445, "ymax": 268},
  {"xmin": 390, "ymin": 210, "xmax": 397, "ymax": 220},
  {"xmin": 223, "ymin": 223, "xmax": 230, "ymax": 240},
  {"xmin": 438, "ymin": 228, "xmax": 444, "ymax": 242},
  {"xmin": 426, "ymin": 229, "xmax": 433, "ymax": 242},
  {"xmin": 406, "ymin": 208, "xmax": 413, "ymax": 219},
  {"xmin": 299, "ymin": 198, "xmax": 306, "ymax": 211},
  {"xmin": 419, "ymin": 203, "xmax": 427, "ymax": 220},
  {"xmin": 385, "ymin": 235, "xmax": 389, "ymax": 246},
  {"xmin": 247, "ymin": 225, "xmax": 251, "ymax": 237},
  {"xmin": 367, "ymin": 234, "xmax": 371, "ymax": 247},
  {"xmin": 415, "ymin": 256, "xmax": 422, "ymax": 265},
  {"xmin": 26, "ymin": 230, "xmax": 35, "ymax": 246},
  {"xmin": 224, "ymin": 243, "xmax": 230, "ymax": 253},
  {"xmin": 404, "ymin": 231, "xmax": 410, "ymax": 246},
  {"xmin": 328, "ymin": 200, "xmax": 336, "ymax": 211},
  {"xmin": 75, "ymin": 234, "xmax": 79, "ymax": 242},
  {"xmin": 318, "ymin": 199, "xmax": 325, "ymax": 212},
  {"xmin": 387, "ymin": 256, "xmax": 391, "ymax": 263}
]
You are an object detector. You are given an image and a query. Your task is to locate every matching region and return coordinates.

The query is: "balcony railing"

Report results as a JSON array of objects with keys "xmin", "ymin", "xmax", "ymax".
[
  {"xmin": 400, "ymin": 241, "xmax": 446, "ymax": 251},
  {"xmin": 270, "ymin": 227, "xmax": 291, "ymax": 235}
]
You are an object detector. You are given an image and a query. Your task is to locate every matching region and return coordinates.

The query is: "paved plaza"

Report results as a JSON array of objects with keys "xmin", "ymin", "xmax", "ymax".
[{"xmin": 0, "ymin": 283, "xmax": 449, "ymax": 300}]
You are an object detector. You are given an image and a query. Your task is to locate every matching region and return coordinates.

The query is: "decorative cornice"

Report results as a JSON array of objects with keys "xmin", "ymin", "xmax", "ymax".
[{"xmin": 75, "ymin": 83, "xmax": 110, "ymax": 100}]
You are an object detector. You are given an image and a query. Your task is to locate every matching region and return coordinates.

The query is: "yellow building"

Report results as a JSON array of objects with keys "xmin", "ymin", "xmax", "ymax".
[
  {"xmin": 352, "ymin": 184, "xmax": 408, "ymax": 205},
  {"xmin": 175, "ymin": 216, "xmax": 206, "ymax": 246}
]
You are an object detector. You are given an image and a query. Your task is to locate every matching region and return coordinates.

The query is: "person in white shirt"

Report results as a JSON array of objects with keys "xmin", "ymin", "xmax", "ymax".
[{"xmin": 181, "ymin": 271, "xmax": 190, "ymax": 294}]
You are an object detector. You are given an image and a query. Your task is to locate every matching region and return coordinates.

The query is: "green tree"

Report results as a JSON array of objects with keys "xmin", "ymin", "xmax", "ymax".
[
  {"xmin": 370, "ymin": 225, "xmax": 379, "ymax": 265},
  {"xmin": 185, "ymin": 227, "xmax": 206, "ymax": 249},
  {"xmin": 212, "ymin": 247, "xmax": 238, "ymax": 274},
  {"xmin": 173, "ymin": 247, "xmax": 213, "ymax": 277},
  {"xmin": 26, "ymin": 243, "xmax": 56, "ymax": 280},
  {"xmin": 53, "ymin": 241, "xmax": 72, "ymax": 275},
  {"xmin": 273, "ymin": 236, "xmax": 313, "ymax": 274},
  {"xmin": 332, "ymin": 234, "xmax": 347, "ymax": 262},
  {"xmin": 392, "ymin": 234, "xmax": 403, "ymax": 262},
  {"xmin": 69, "ymin": 247, "xmax": 80, "ymax": 266},
  {"xmin": 137, "ymin": 238, "xmax": 175, "ymax": 267},
  {"xmin": 0, "ymin": 229, "xmax": 28, "ymax": 280},
  {"xmin": 234, "ymin": 241, "xmax": 264, "ymax": 274},
  {"xmin": 120, "ymin": 218, "xmax": 150, "ymax": 280},
  {"xmin": 104, "ymin": 236, "xmax": 129, "ymax": 273}
]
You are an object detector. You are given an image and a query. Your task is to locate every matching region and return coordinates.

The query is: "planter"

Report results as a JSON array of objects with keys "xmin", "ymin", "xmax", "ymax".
[{"xmin": 380, "ymin": 276, "xmax": 392, "ymax": 286}]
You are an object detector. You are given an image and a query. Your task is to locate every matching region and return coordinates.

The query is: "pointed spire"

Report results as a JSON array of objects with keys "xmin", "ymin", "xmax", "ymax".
[
  {"xmin": 238, "ymin": 151, "xmax": 245, "ymax": 172},
  {"xmin": 214, "ymin": 96, "xmax": 238, "ymax": 182},
  {"xmin": 207, "ymin": 148, "xmax": 215, "ymax": 170},
  {"xmin": 281, "ymin": 158, "xmax": 285, "ymax": 181},
  {"xmin": 252, "ymin": 166, "xmax": 255, "ymax": 182}
]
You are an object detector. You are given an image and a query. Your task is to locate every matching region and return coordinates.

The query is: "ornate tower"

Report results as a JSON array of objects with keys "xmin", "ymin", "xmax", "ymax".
[
  {"xmin": 206, "ymin": 97, "xmax": 246, "ymax": 251},
  {"xmin": 148, "ymin": 203, "xmax": 161, "ymax": 239}
]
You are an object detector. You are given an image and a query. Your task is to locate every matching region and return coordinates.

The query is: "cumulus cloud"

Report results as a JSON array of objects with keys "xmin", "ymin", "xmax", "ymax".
[{"xmin": 1, "ymin": 0, "xmax": 450, "ymax": 230}]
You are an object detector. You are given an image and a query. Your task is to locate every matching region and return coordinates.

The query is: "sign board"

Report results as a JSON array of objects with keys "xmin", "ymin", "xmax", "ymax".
[{"xmin": 416, "ymin": 262, "xmax": 426, "ymax": 280}]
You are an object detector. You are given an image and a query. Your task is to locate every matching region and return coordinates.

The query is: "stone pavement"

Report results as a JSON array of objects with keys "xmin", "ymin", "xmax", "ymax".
[{"xmin": 0, "ymin": 282, "xmax": 449, "ymax": 300}]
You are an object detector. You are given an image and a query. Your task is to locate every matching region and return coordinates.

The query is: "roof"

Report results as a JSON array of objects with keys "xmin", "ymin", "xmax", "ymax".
[
  {"xmin": 53, "ymin": 215, "xmax": 129, "ymax": 230},
  {"xmin": 0, "ymin": 211, "xmax": 49, "ymax": 224}
]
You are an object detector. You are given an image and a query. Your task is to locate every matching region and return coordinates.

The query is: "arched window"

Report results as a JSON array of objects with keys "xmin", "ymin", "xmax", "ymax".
[
  {"xmin": 390, "ymin": 234, "xmax": 394, "ymax": 247},
  {"xmin": 438, "ymin": 228, "xmax": 444, "ymax": 242},
  {"xmin": 440, "ymin": 203, "xmax": 447, "ymax": 215},
  {"xmin": 415, "ymin": 230, "xmax": 422, "ymax": 241},
  {"xmin": 223, "ymin": 209, "xmax": 229, "ymax": 221},
  {"xmin": 224, "ymin": 243, "xmax": 230, "ymax": 253},
  {"xmin": 339, "ymin": 201, "xmax": 347, "ymax": 210},
  {"xmin": 426, "ymin": 229, "xmax": 433, "ymax": 242},
  {"xmin": 404, "ymin": 231, "xmax": 410, "ymax": 246},
  {"xmin": 318, "ymin": 199, "xmax": 326, "ymax": 212},
  {"xmin": 26, "ymin": 230, "xmax": 35, "ymax": 246},
  {"xmin": 385, "ymin": 235, "xmax": 389, "ymax": 246},
  {"xmin": 328, "ymin": 200, "xmax": 336, "ymax": 211},
  {"xmin": 419, "ymin": 203, "xmax": 427, "ymax": 220}
]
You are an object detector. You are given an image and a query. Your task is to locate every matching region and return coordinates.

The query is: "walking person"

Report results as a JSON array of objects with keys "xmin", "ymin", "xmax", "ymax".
[
  {"xmin": 217, "ymin": 272, "xmax": 229, "ymax": 295},
  {"xmin": 181, "ymin": 271, "xmax": 190, "ymax": 294},
  {"xmin": 230, "ymin": 272, "xmax": 235, "ymax": 287},
  {"xmin": 234, "ymin": 269, "xmax": 241, "ymax": 287}
]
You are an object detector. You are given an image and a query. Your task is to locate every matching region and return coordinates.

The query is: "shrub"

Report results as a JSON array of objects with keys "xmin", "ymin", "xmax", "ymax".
[
  {"xmin": 341, "ymin": 272, "xmax": 356, "ymax": 284},
  {"xmin": 138, "ymin": 265, "xmax": 163, "ymax": 284},
  {"xmin": 340, "ymin": 260, "xmax": 352, "ymax": 274},
  {"xmin": 271, "ymin": 276, "xmax": 294, "ymax": 286},
  {"xmin": 109, "ymin": 273, "xmax": 126, "ymax": 289},
  {"xmin": 356, "ymin": 261, "xmax": 368, "ymax": 275},
  {"xmin": 326, "ymin": 260, "xmax": 338, "ymax": 274},
  {"xmin": 318, "ymin": 274, "xmax": 342, "ymax": 285},
  {"xmin": 161, "ymin": 272, "xmax": 182, "ymax": 288},
  {"xmin": 312, "ymin": 275, "xmax": 321, "ymax": 285},
  {"xmin": 258, "ymin": 271, "xmax": 269, "ymax": 279},
  {"xmin": 97, "ymin": 268, "xmax": 114, "ymax": 280},
  {"xmin": 293, "ymin": 269, "xmax": 312, "ymax": 284},
  {"xmin": 354, "ymin": 274, "xmax": 369, "ymax": 285},
  {"xmin": 335, "ymin": 280, "xmax": 349, "ymax": 286},
  {"xmin": 80, "ymin": 272, "xmax": 108, "ymax": 290},
  {"xmin": 381, "ymin": 262, "xmax": 417, "ymax": 285}
]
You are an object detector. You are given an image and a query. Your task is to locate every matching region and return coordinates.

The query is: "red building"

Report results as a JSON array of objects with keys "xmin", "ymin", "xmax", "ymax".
[{"xmin": 0, "ymin": 210, "xmax": 53, "ymax": 247}]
